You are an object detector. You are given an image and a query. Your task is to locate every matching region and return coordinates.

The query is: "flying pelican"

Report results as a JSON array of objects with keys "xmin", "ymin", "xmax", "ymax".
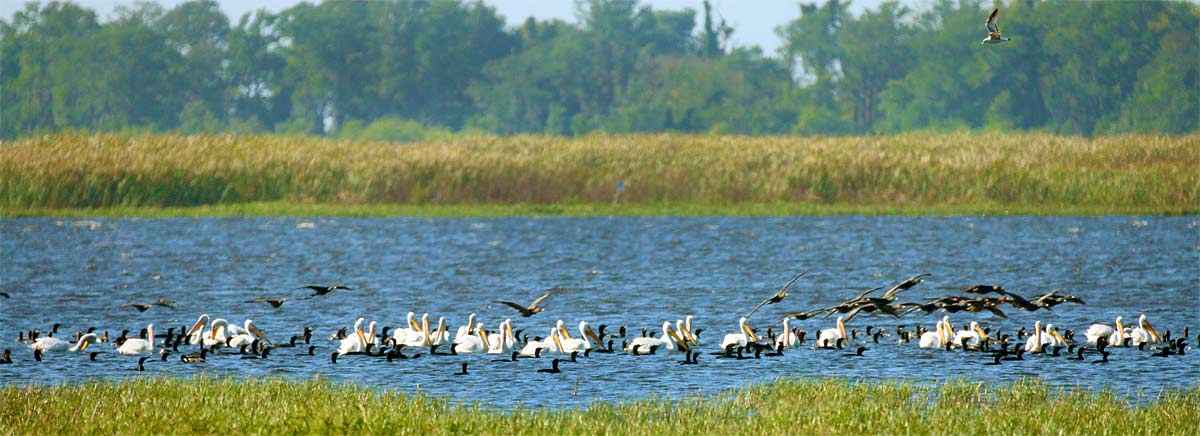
[
  {"xmin": 720, "ymin": 317, "xmax": 757, "ymax": 349},
  {"xmin": 117, "ymin": 324, "xmax": 155, "ymax": 355},
  {"xmin": 496, "ymin": 288, "xmax": 561, "ymax": 317},
  {"xmin": 980, "ymin": 8, "xmax": 1011, "ymax": 44},
  {"xmin": 1084, "ymin": 316, "xmax": 1122, "ymax": 346},
  {"xmin": 336, "ymin": 318, "xmax": 367, "ymax": 355},
  {"xmin": 1130, "ymin": 314, "xmax": 1160, "ymax": 346}
]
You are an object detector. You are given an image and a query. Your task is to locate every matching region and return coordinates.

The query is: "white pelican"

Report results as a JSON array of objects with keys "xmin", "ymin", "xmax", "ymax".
[
  {"xmin": 919, "ymin": 320, "xmax": 946, "ymax": 349},
  {"xmin": 228, "ymin": 319, "xmax": 272, "ymax": 348},
  {"xmin": 30, "ymin": 333, "xmax": 99, "ymax": 352},
  {"xmin": 117, "ymin": 324, "xmax": 155, "ymax": 355},
  {"xmin": 519, "ymin": 333, "xmax": 546, "ymax": 357},
  {"xmin": 393, "ymin": 312, "xmax": 421, "ymax": 344},
  {"xmin": 429, "ymin": 317, "xmax": 449, "ymax": 345},
  {"xmin": 774, "ymin": 318, "xmax": 796, "ymax": 349},
  {"xmin": 487, "ymin": 320, "xmax": 516, "ymax": 354},
  {"xmin": 816, "ymin": 316, "xmax": 847, "ymax": 348},
  {"xmin": 364, "ymin": 321, "xmax": 379, "ymax": 347},
  {"xmin": 336, "ymin": 318, "xmax": 367, "ymax": 355},
  {"xmin": 455, "ymin": 313, "xmax": 476, "ymax": 342},
  {"xmin": 720, "ymin": 317, "xmax": 757, "ymax": 350},
  {"xmin": 1130, "ymin": 314, "xmax": 1160, "ymax": 346},
  {"xmin": 625, "ymin": 322, "xmax": 674, "ymax": 354},
  {"xmin": 682, "ymin": 315, "xmax": 698, "ymax": 346},
  {"xmin": 204, "ymin": 318, "xmax": 233, "ymax": 347},
  {"xmin": 453, "ymin": 323, "xmax": 490, "ymax": 354},
  {"xmin": 1043, "ymin": 324, "xmax": 1067, "ymax": 347},
  {"xmin": 670, "ymin": 320, "xmax": 691, "ymax": 352},
  {"xmin": 1084, "ymin": 316, "xmax": 1122, "ymax": 346},
  {"xmin": 1024, "ymin": 321, "xmax": 1046, "ymax": 353},
  {"xmin": 185, "ymin": 314, "xmax": 211, "ymax": 345},
  {"xmin": 953, "ymin": 321, "xmax": 988, "ymax": 350},
  {"xmin": 556, "ymin": 320, "xmax": 596, "ymax": 354}
]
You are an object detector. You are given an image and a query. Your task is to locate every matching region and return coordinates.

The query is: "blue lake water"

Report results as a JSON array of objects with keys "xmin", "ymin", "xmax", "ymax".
[{"xmin": 1, "ymin": 216, "xmax": 1197, "ymax": 408}]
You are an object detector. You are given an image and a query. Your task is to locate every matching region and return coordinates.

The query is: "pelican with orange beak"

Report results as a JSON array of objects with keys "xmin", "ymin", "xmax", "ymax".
[{"xmin": 1130, "ymin": 314, "xmax": 1160, "ymax": 346}]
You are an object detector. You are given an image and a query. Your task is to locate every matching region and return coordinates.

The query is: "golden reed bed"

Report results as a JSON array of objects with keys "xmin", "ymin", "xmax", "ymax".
[{"xmin": 1, "ymin": 132, "xmax": 1196, "ymax": 213}]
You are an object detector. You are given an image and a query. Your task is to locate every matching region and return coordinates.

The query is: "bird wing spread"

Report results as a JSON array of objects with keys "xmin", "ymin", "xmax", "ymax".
[
  {"xmin": 497, "ymin": 300, "xmax": 531, "ymax": 313},
  {"xmin": 986, "ymin": 8, "xmax": 1000, "ymax": 34},
  {"xmin": 527, "ymin": 289, "xmax": 558, "ymax": 309}
]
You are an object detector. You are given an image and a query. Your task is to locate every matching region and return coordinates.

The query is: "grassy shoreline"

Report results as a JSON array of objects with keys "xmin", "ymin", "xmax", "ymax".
[
  {"xmin": 2, "ymin": 201, "xmax": 1197, "ymax": 218},
  {"xmin": 1, "ymin": 377, "xmax": 1196, "ymax": 435},
  {"xmin": 2, "ymin": 133, "xmax": 1196, "ymax": 216}
]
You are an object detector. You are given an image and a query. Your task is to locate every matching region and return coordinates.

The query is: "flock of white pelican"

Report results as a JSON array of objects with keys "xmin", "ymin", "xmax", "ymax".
[{"xmin": 4, "ymin": 275, "xmax": 1192, "ymax": 373}]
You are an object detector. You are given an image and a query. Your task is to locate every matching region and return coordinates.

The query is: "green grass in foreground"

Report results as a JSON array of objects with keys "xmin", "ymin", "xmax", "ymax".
[
  {"xmin": 1, "ymin": 377, "xmax": 1196, "ymax": 435},
  {"xmin": 3, "ymin": 201, "xmax": 1196, "ymax": 218}
]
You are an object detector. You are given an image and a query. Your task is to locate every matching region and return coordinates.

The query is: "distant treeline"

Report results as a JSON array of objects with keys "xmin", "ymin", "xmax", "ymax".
[{"xmin": 1, "ymin": 0, "xmax": 1196, "ymax": 139}]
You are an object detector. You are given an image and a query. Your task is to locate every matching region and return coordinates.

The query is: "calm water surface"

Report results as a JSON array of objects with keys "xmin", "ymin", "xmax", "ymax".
[{"xmin": 1, "ymin": 216, "xmax": 1197, "ymax": 408}]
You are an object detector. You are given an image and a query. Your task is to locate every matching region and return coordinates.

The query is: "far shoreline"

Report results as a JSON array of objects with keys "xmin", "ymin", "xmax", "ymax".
[{"xmin": 2, "ymin": 201, "xmax": 1195, "ymax": 218}]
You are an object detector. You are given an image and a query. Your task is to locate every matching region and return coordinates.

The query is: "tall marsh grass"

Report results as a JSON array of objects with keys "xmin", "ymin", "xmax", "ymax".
[
  {"xmin": 1, "ymin": 132, "xmax": 1196, "ymax": 212},
  {"xmin": 1, "ymin": 377, "xmax": 1196, "ymax": 435}
]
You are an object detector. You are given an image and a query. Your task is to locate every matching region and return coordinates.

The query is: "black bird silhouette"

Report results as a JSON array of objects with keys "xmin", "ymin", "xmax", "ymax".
[
  {"xmin": 964, "ymin": 284, "xmax": 1007, "ymax": 295},
  {"xmin": 493, "ymin": 351, "xmax": 520, "ymax": 363},
  {"xmin": 678, "ymin": 350, "xmax": 699, "ymax": 365},
  {"xmin": 120, "ymin": 298, "xmax": 175, "ymax": 311},
  {"xmin": 496, "ymin": 288, "xmax": 562, "ymax": 317},
  {"xmin": 846, "ymin": 346, "xmax": 869, "ymax": 357},
  {"xmin": 136, "ymin": 356, "xmax": 150, "ymax": 371},
  {"xmin": 33, "ymin": 348, "xmax": 42, "ymax": 362},
  {"xmin": 0, "ymin": 292, "xmax": 9, "ymax": 298},
  {"xmin": 1, "ymin": 349, "xmax": 12, "ymax": 364},
  {"xmin": 181, "ymin": 349, "xmax": 209, "ymax": 363},
  {"xmin": 246, "ymin": 297, "xmax": 289, "ymax": 308},
  {"xmin": 299, "ymin": 285, "xmax": 353, "ymax": 299},
  {"xmin": 882, "ymin": 273, "xmax": 930, "ymax": 300},
  {"xmin": 984, "ymin": 353, "xmax": 1003, "ymax": 365},
  {"xmin": 454, "ymin": 362, "xmax": 469, "ymax": 375},
  {"xmin": 1068, "ymin": 347, "xmax": 1087, "ymax": 361},
  {"xmin": 745, "ymin": 270, "xmax": 809, "ymax": 318},
  {"xmin": 1091, "ymin": 351, "xmax": 1110, "ymax": 364},
  {"xmin": 537, "ymin": 359, "xmax": 562, "ymax": 374}
]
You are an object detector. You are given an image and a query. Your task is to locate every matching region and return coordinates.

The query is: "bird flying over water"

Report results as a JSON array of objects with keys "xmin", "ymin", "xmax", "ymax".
[
  {"xmin": 496, "ymin": 288, "xmax": 561, "ymax": 317},
  {"xmin": 745, "ymin": 270, "xmax": 808, "ymax": 318},
  {"xmin": 246, "ymin": 297, "xmax": 289, "ymax": 308},
  {"xmin": 298, "ymin": 285, "xmax": 352, "ymax": 299},
  {"xmin": 120, "ymin": 299, "xmax": 175, "ymax": 312},
  {"xmin": 981, "ymin": 8, "xmax": 1011, "ymax": 44}
]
